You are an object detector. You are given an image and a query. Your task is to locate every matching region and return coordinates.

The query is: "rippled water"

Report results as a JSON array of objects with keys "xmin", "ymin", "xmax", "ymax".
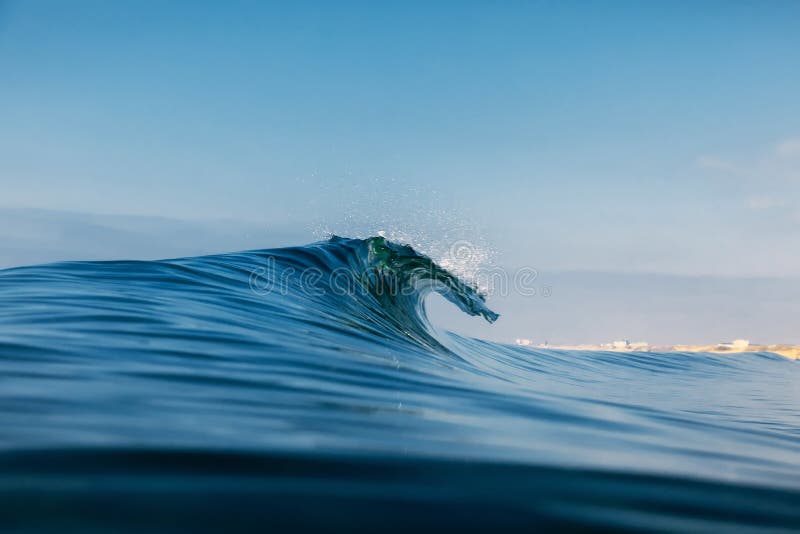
[{"xmin": 1, "ymin": 236, "xmax": 799, "ymax": 531}]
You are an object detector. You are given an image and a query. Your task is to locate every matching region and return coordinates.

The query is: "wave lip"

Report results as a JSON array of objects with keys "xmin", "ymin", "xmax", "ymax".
[
  {"xmin": 246, "ymin": 235, "xmax": 498, "ymax": 351},
  {"xmin": 354, "ymin": 235, "xmax": 498, "ymax": 323}
]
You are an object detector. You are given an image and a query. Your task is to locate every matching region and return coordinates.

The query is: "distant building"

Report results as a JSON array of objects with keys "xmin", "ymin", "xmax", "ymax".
[
  {"xmin": 515, "ymin": 338, "xmax": 533, "ymax": 346},
  {"xmin": 718, "ymin": 339, "xmax": 750, "ymax": 350},
  {"xmin": 605, "ymin": 340, "xmax": 649, "ymax": 351}
]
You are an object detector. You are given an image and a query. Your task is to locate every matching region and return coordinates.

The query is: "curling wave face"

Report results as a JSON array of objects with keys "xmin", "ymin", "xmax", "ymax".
[{"xmin": 1, "ymin": 236, "xmax": 799, "ymax": 531}]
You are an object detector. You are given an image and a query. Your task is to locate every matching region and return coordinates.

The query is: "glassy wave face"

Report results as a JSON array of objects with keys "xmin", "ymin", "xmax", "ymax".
[{"xmin": 1, "ymin": 236, "xmax": 799, "ymax": 532}]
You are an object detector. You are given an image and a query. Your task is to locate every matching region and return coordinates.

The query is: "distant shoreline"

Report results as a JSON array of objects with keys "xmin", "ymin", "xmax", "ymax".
[{"xmin": 515, "ymin": 339, "xmax": 800, "ymax": 360}]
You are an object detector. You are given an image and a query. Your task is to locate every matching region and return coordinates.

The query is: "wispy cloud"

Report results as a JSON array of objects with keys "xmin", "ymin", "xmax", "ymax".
[
  {"xmin": 695, "ymin": 155, "xmax": 743, "ymax": 174},
  {"xmin": 776, "ymin": 138, "xmax": 800, "ymax": 158},
  {"xmin": 698, "ymin": 137, "xmax": 800, "ymax": 176},
  {"xmin": 697, "ymin": 137, "xmax": 800, "ymax": 219},
  {"xmin": 747, "ymin": 195, "xmax": 784, "ymax": 210}
]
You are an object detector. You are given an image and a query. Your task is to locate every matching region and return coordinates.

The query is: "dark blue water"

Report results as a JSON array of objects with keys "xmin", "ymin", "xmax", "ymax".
[{"xmin": 1, "ymin": 236, "xmax": 799, "ymax": 531}]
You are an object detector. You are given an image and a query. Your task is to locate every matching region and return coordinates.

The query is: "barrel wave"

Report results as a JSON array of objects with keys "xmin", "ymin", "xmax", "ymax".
[{"xmin": 1, "ymin": 236, "xmax": 799, "ymax": 531}]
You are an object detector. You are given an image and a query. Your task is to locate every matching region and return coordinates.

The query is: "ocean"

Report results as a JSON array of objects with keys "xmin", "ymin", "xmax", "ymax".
[{"xmin": 1, "ymin": 236, "xmax": 798, "ymax": 531}]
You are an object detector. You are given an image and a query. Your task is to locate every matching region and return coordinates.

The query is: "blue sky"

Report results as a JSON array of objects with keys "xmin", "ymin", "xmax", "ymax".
[{"xmin": 1, "ymin": 0, "xmax": 799, "ymax": 280}]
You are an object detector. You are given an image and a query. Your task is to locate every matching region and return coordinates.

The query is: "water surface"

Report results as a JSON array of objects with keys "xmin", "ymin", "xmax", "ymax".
[{"xmin": 1, "ymin": 236, "xmax": 798, "ymax": 531}]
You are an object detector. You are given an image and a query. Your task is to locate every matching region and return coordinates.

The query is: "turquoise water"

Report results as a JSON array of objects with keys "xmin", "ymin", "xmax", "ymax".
[{"xmin": 1, "ymin": 236, "xmax": 799, "ymax": 531}]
